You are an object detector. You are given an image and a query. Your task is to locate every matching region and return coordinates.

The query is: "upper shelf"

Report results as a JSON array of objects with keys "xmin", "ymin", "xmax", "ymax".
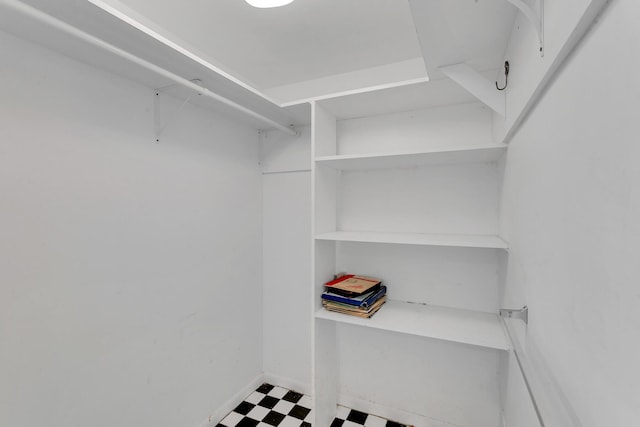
[
  {"xmin": 315, "ymin": 145, "xmax": 507, "ymax": 171},
  {"xmin": 315, "ymin": 300, "xmax": 510, "ymax": 351},
  {"xmin": 0, "ymin": 0, "xmax": 308, "ymax": 129},
  {"xmin": 315, "ymin": 231, "xmax": 508, "ymax": 249}
]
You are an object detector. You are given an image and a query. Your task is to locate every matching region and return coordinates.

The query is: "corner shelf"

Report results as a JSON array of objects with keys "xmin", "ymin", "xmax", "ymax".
[
  {"xmin": 315, "ymin": 300, "xmax": 509, "ymax": 351},
  {"xmin": 314, "ymin": 144, "xmax": 507, "ymax": 171},
  {"xmin": 315, "ymin": 231, "xmax": 508, "ymax": 249}
]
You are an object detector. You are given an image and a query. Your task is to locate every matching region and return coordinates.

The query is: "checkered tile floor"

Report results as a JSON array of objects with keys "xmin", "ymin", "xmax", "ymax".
[
  {"xmin": 218, "ymin": 383, "xmax": 312, "ymax": 427},
  {"xmin": 331, "ymin": 405, "xmax": 410, "ymax": 427},
  {"xmin": 218, "ymin": 384, "xmax": 410, "ymax": 427}
]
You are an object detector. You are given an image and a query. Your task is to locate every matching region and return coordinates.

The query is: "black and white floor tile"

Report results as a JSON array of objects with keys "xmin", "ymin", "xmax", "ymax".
[
  {"xmin": 218, "ymin": 383, "xmax": 312, "ymax": 427},
  {"xmin": 218, "ymin": 384, "xmax": 410, "ymax": 427},
  {"xmin": 330, "ymin": 405, "xmax": 410, "ymax": 427}
]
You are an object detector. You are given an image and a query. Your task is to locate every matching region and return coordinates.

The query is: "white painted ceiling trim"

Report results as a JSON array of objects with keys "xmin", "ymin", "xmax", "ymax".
[{"xmin": 265, "ymin": 58, "xmax": 429, "ymax": 107}]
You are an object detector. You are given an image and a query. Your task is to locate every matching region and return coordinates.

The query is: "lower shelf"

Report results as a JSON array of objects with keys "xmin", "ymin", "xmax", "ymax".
[{"xmin": 315, "ymin": 300, "xmax": 510, "ymax": 351}]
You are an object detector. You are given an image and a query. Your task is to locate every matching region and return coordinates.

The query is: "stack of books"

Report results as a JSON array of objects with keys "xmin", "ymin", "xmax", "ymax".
[{"xmin": 321, "ymin": 274, "xmax": 387, "ymax": 318}]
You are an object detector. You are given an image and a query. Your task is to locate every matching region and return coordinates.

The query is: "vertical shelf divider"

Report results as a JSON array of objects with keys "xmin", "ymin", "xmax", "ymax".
[{"xmin": 311, "ymin": 101, "xmax": 339, "ymax": 426}]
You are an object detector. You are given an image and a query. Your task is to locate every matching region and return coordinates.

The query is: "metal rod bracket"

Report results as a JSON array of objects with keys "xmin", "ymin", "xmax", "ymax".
[
  {"xmin": 153, "ymin": 90, "xmax": 194, "ymax": 143},
  {"xmin": 500, "ymin": 305, "xmax": 529, "ymax": 324},
  {"xmin": 507, "ymin": 0, "xmax": 544, "ymax": 57}
]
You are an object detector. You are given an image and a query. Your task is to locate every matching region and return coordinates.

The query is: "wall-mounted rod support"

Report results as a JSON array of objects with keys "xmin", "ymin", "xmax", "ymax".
[
  {"xmin": 1, "ymin": 0, "xmax": 298, "ymax": 136},
  {"xmin": 500, "ymin": 305, "xmax": 529, "ymax": 324},
  {"xmin": 507, "ymin": 0, "xmax": 544, "ymax": 56},
  {"xmin": 154, "ymin": 91, "xmax": 194, "ymax": 143}
]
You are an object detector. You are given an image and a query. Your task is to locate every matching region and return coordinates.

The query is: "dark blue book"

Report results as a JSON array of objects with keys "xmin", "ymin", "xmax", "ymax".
[{"xmin": 321, "ymin": 285, "xmax": 387, "ymax": 308}]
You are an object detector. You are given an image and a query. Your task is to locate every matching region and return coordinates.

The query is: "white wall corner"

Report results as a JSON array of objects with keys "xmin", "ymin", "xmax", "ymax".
[{"xmin": 262, "ymin": 372, "xmax": 312, "ymax": 396}]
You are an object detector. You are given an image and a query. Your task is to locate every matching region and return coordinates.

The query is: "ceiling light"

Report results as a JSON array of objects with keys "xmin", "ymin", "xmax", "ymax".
[{"xmin": 245, "ymin": 0, "xmax": 294, "ymax": 8}]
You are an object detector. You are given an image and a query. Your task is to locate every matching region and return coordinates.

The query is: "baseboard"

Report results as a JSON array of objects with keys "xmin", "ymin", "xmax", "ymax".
[
  {"xmin": 192, "ymin": 373, "xmax": 313, "ymax": 427},
  {"xmin": 263, "ymin": 372, "xmax": 312, "ymax": 396},
  {"xmin": 194, "ymin": 374, "xmax": 265, "ymax": 427}
]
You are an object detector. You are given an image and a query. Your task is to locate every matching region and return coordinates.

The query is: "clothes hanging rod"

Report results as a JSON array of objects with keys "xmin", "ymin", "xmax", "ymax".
[
  {"xmin": 2, "ymin": 0, "xmax": 298, "ymax": 136},
  {"xmin": 501, "ymin": 316, "xmax": 581, "ymax": 427}
]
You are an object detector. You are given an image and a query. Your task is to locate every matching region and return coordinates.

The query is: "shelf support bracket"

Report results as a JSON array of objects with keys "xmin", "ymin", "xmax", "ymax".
[
  {"xmin": 439, "ymin": 63, "xmax": 505, "ymax": 116},
  {"xmin": 507, "ymin": 0, "xmax": 544, "ymax": 56},
  {"xmin": 500, "ymin": 305, "xmax": 529, "ymax": 324},
  {"xmin": 153, "ymin": 81, "xmax": 201, "ymax": 143}
]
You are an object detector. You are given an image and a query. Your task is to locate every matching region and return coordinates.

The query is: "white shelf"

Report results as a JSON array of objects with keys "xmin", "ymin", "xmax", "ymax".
[
  {"xmin": 315, "ymin": 300, "xmax": 510, "ymax": 351},
  {"xmin": 315, "ymin": 231, "xmax": 508, "ymax": 249},
  {"xmin": 0, "ymin": 1, "xmax": 307, "ymax": 129},
  {"xmin": 315, "ymin": 145, "xmax": 507, "ymax": 171}
]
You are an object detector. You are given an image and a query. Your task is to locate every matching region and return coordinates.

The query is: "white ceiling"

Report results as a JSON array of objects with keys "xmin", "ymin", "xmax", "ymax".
[
  {"xmin": 0, "ymin": 0, "xmax": 519, "ymax": 129},
  {"xmin": 88, "ymin": 0, "xmax": 517, "ymax": 105},
  {"xmin": 92, "ymin": 0, "xmax": 425, "ymax": 91}
]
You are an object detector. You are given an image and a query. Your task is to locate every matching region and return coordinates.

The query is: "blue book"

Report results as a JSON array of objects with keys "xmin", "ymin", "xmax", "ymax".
[{"xmin": 321, "ymin": 285, "xmax": 387, "ymax": 308}]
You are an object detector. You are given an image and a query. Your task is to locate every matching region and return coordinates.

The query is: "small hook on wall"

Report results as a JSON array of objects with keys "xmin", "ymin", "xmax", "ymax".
[{"xmin": 496, "ymin": 61, "xmax": 509, "ymax": 91}]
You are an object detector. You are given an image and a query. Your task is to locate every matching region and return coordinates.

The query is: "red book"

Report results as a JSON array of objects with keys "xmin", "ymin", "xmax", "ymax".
[{"xmin": 324, "ymin": 274, "xmax": 381, "ymax": 297}]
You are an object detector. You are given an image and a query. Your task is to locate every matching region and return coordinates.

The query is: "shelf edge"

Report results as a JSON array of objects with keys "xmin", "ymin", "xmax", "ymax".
[{"xmin": 314, "ymin": 302, "xmax": 510, "ymax": 351}]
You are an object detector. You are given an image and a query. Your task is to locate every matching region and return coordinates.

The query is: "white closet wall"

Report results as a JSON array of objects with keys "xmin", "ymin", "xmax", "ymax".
[
  {"xmin": 0, "ymin": 30, "xmax": 263, "ymax": 427},
  {"xmin": 500, "ymin": 1, "xmax": 640, "ymax": 425}
]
